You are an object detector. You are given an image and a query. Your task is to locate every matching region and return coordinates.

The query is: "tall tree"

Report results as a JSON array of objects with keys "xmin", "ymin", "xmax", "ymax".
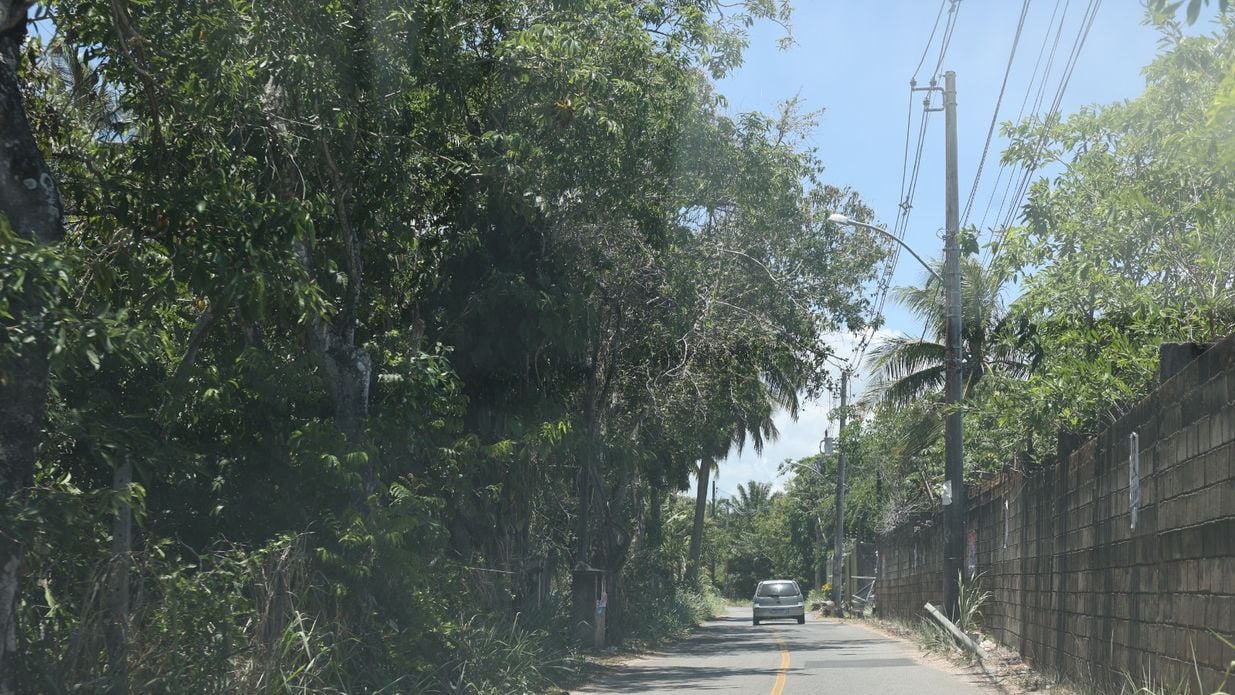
[{"xmin": 0, "ymin": 3, "xmax": 63, "ymax": 690}]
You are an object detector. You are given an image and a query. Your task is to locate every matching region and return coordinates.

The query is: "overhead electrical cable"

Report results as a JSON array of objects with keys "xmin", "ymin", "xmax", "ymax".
[
  {"xmin": 963, "ymin": 0, "xmax": 1032, "ymax": 227},
  {"xmin": 912, "ymin": 0, "xmax": 951, "ymax": 82},
  {"xmin": 861, "ymin": 90, "xmax": 919, "ymax": 359},
  {"xmin": 992, "ymin": 0, "xmax": 1102, "ymax": 258},
  {"xmin": 978, "ymin": 0, "xmax": 1066, "ymax": 237},
  {"xmin": 978, "ymin": 0, "xmax": 1069, "ymax": 266},
  {"xmin": 853, "ymin": 105, "xmax": 931, "ymax": 365},
  {"xmin": 853, "ymin": 0, "xmax": 964, "ymax": 367},
  {"xmin": 990, "ymin": 0, "xmax": 1070, "ymax": 234},
  {"xmin": 896, "ymin": 89, "xmax": 917, "ymax": 223},
  {"xmin": 930, "ymin": 0, "xmax": 963, "ymax": 83}
]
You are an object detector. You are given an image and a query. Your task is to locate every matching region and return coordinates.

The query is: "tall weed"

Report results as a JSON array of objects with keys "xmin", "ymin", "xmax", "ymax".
[
  {"xmin": 1118, "ymin": 633, "xmax": 1235, "ymax": 695},
  {"xmin": 24, "ymin": 535, "xmax": 362, "ymax": 693},
  {"xmin": 916, "ymin": 572, "xmax": 990, "ymax": 658},
  {"xmin": 413, "ymin": 615, "xmax": 581, "ymax": 694}
]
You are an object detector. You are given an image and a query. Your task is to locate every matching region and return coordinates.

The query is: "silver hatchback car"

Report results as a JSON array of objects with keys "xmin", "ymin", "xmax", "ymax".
[{"xmin": 751, "ymin": 579, "xmax": 805, "ymax": 625}]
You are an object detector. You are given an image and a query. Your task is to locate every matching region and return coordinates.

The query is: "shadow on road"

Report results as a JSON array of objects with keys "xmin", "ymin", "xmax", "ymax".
[{"xmin": 580, "ymin": 664, "xmax": 782, "ymax": 693}]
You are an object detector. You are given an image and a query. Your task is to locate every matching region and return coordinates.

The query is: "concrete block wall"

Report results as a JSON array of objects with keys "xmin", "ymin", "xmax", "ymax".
[{"xmin": 877, "ymin": 335, "xmax": 1235, "ymax": 691}]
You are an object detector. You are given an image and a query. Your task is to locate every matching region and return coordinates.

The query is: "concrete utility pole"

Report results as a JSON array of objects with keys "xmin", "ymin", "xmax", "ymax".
[
  {"xmin": 831, "ymin": 369, "xmax": 849, "ymax": 616},
  {"xmin": 827, "ymin": 72, "xmax": 966, "ymax": 621},
  {"xmin": 941, "ymin": 70, "xmax": 966, "ymax": 621}
]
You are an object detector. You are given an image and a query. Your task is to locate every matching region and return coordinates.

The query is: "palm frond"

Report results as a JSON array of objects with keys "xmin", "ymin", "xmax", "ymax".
[
  {"xmin": 891, "ymin": 276, "xmax": 947, "ymax": 337},
  {"xmin": 868, "ymin": 364, "xmax": 946, "ymax": 406},
  {"xmin": 866, "ymin": 337, "xmax": 945, "ymax": 382},
  {"xmin": 893, "ymin": 406, "xmax": 946, "ymax": 463}
]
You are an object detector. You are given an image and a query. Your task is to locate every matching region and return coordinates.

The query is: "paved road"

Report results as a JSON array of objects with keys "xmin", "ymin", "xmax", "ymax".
[{"xmin": 574, "ymin": 607, "xmax": 996, "ymax": 694}]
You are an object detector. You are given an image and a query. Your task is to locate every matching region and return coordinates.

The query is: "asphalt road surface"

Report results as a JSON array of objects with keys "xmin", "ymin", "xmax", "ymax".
[{"xmin": 574, "ymin": 607, "xmax": 997, "ymax": 695}]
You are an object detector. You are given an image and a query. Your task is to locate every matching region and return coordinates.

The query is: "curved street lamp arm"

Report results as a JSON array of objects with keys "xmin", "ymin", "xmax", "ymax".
[{"xmin": 828, "ymin": 214, "xmax": 942, "ymax": 283}]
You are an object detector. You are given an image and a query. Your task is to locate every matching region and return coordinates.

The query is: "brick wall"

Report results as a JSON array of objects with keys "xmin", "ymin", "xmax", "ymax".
[{"xmin": 877, "ymin": 335, "xmax": 1235, "ymax": 691}]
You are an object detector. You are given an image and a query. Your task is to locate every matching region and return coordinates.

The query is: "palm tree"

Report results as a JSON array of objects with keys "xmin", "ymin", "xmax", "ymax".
[
  {"xmin": 732, "ymin": 481, "xmax": 776, "ymax": 519},
  {"xmin": 864, "ymin": 255, "xmax": 1025, "ymax": 462},
  {"xmin": 685, "ymin": 365, "xmax": 796, "ymax": 586}
]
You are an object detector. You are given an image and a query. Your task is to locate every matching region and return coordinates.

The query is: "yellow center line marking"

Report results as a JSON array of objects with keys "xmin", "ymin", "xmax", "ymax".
[{"xmin": 769, "ymin": 632, "xmax": 790, "ymax": 695}]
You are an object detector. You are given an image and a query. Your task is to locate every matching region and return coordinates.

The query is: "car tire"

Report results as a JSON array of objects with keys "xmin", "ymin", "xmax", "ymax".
[
  {"xmin": 752, "ymin": 617, "xmax": 760, "ymax": 626},
  {"xmin": 797, "ymin": 615, "xmax": 805, "ymax": 625}
]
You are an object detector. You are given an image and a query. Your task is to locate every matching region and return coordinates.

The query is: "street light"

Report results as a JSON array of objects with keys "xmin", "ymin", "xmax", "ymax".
[
  {"xmin": 829, "ymin": 206, "xmax": 966, "ymax": 620},
  {"xmin": 826, "ymin": 214, "xmax": 941, "ymax": 283}
]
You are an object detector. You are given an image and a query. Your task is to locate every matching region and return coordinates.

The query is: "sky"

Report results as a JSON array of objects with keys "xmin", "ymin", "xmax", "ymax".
[{"xmin": 703, "ymin": 0, "xmax": 1212, "ymax": 497}]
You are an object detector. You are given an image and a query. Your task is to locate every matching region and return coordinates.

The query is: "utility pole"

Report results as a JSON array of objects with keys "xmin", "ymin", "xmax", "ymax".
[
  {"xmin": 709, "ymin": 478, "xmax": 717, "ymax": 584},
  {"xmin": 942, "ymin": 70, "xmax": 966, "ymax": 622},
  {"xmin": 814, "ymin": 517, "xmax": 825, "ymax": 591},
  {"xmin": 831, "ymin": 369, "xmax": 849, "ymax": 617}
]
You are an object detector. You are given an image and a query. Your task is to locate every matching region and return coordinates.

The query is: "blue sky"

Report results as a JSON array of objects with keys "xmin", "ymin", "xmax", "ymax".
[{"xmin": 705, "ymin": 1, "xmax": 1205, "ymax": 497}]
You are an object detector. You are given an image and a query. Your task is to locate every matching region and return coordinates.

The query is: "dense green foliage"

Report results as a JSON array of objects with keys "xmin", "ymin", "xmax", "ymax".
[
  {"xmin": 0, "ymin": 0, "xmax": 888, "ymax": 691},
  {"xmin": 9, "ymin": 2, "xmax": 1233, "ymax": 690}
]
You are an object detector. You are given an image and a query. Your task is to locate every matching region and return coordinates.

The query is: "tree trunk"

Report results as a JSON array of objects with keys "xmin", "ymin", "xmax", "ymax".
[
  {"xmin": 574, "ymin": 459, "xmax": 594, "ymax": 566},
  {"xmin": 0, "ymin": 9, "xmax": 65, "ymax": 692},
  {"xmin": 104, "ymin": 461, "xmax": 132, "ymax": 694},
  {"xmin": 685, "ymin": 458, "xmax": 712, "ymax": 587},
  {"xmin": 646, "ymin": 485, "xmax": 663, "ymax": 594},
  {"xmin": 309, "ymin": 323, "xmax": 374, "ymax": 496},
  {"xmin": 0, "ymin": 354, "xmax": 42, "ymax": 695},
  {"xmin": 599, "ymin": 467, "xmax": 635, "ymax": 644},
  {"xmin": 0, "ymin": 16, "xmax": 62, "ymax": 244}
]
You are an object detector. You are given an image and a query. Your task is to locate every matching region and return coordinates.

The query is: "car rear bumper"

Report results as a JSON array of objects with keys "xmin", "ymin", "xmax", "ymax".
[{"xmin": 753, "ymin": 605, "xmax": 805, "ymax": 619}]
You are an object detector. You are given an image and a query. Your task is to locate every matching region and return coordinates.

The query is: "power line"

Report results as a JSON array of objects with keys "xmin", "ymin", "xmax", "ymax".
[
  {"xmin": 930, "ymin": 0, "xmax": 964, "ymax": 84},
  {"xmin": 992, "ymin": 0, "xmax": 1102, "ymax": 257},
  {"xmin": 912, "ymin": 0, "xmax": 951, "ymax": 82},
  {"xmin": 852, "ymin": 105, "xmax": 926, "ymax": 366},
  {"xmin": 854, "ymin": 1, "xmax": 964, "ymax": 369},
  {"xmin": 978, "ymin": 0, "xmax": 1067, "ymax": 265},
  {"xmin": 963, "ymin": 0, "xmax": 1032, "ymax": 227},
  {"xmin": 896, "ymin": 89, "xmax": 917, "ymax": 225},
  {"xmin": 988, "ymin": 0, "xmax": 1070, "ymax": 235}
]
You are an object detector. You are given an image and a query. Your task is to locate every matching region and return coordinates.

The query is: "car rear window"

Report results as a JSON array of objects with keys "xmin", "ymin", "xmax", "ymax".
[{"xmin": 757, "ymin": 581, "xmax": 800, "ymax": 597}]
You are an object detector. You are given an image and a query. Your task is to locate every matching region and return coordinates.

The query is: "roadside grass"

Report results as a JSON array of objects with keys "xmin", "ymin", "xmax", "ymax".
[
  {"xmin": 1118, "ymin": 669, "xmax": 1192, "ymax": 695},
  {"xmin": 416, "ymin": 585, "xmax": 727, "ymax": 694},
  {"xmin": 413, "ymin": 615, "xmax": 584, "ymax": 695},
  {"xmin": 1115, "ymin": 633, "xmax": 1234, "ymax": 695},
  {"xmin": 623, "ymin": 586, "xmax": 725, "ymax": 648},
  {"xmin": 806, "ymin": 588, "xmax": 829, "ymax": 612}
]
